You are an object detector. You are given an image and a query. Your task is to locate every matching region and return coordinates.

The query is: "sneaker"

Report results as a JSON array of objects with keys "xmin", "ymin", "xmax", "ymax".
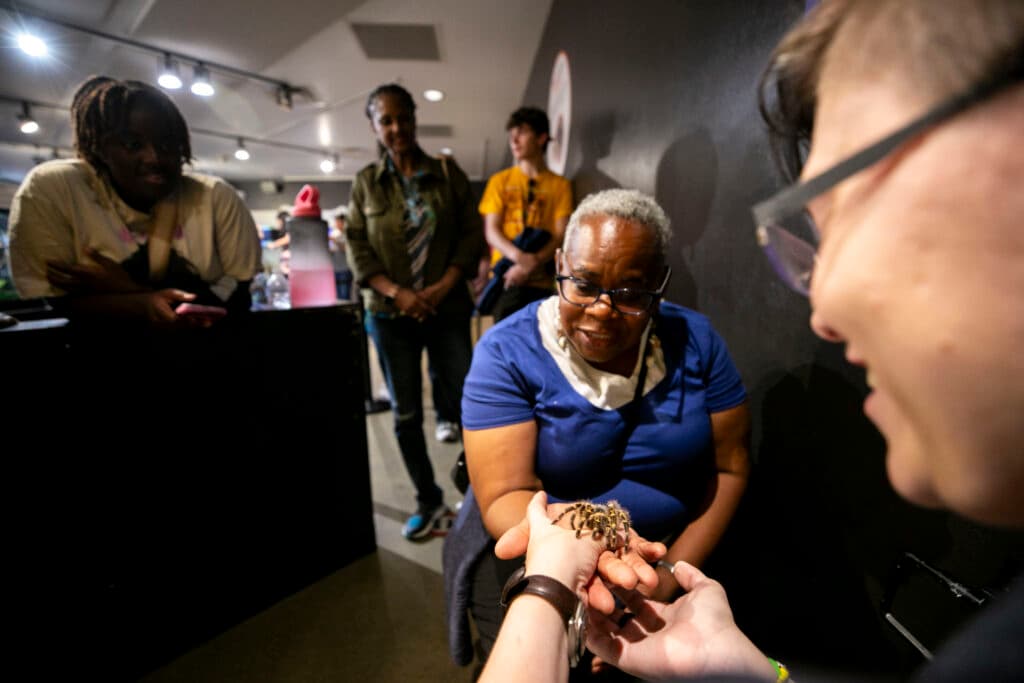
[
  {"xmin": 435, "ymin": 420, "xmax": 460, "ymax": 443},
  {"xmin": 402, "ymin": 504, "xmax": 449, "ymax": 540},
  {"xmin": 430, "ymin": 509, "xmax": 458, "ymax": 538}
]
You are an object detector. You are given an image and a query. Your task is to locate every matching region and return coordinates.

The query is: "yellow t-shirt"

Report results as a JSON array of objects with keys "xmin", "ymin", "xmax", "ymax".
[{"xmin": 478, "ymin": 166, "xmax": 573, "ymax": 272}]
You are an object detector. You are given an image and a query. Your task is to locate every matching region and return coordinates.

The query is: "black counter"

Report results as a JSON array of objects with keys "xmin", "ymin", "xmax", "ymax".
[{"xmin": 3, "ymin": 304, "xmax": 375, "ymax": 679}]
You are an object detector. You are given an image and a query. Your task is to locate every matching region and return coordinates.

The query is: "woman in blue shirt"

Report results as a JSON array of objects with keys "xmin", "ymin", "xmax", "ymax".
[{"xmin": 445, "ymin": 189, "xmax": 751, "ymax": 674}]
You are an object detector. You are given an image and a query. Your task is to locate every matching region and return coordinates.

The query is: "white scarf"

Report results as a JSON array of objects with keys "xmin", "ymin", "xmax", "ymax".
[{"xmin": 537, "ymin": 296, "xmax": 665, "ymax": 410}]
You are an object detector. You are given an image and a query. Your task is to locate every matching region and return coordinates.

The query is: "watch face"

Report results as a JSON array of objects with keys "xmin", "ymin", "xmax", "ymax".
[{"xmin": 568, "ymin": 599, "xmax": 587, "ymax": 668}]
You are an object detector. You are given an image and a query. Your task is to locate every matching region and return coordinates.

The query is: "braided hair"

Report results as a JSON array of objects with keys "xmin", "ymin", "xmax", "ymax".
[{"xmin": 71, "ymin": 76, "xmax": 192, "ymax": 173}]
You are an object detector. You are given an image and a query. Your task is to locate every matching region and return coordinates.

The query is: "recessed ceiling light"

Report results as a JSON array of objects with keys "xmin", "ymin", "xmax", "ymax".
[
  {"xmin": 320, "ymin": 155, "xmax": 337, "ymax": 174},
  {"xmin": 17, "ymin": 33, "xmax": 48, "ymax": 58},
  {"xmin": 440, "ymin": 147, "xmax": 452, "ymax": 155},
  {"xmin": 423, "ymin": 89, "xmax": 444, "ymax": 102}
]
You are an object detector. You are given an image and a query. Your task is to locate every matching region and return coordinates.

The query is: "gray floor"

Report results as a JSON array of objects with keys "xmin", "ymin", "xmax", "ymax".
[{"xmin": 142, "ymin": 348, "xmax": 475, "ymax": 682}]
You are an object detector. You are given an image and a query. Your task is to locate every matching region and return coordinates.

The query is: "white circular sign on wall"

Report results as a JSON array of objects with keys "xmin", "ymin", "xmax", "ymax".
[{"xmin": 545, "ymin": 51, "xmax": 572, "ymax": 176}]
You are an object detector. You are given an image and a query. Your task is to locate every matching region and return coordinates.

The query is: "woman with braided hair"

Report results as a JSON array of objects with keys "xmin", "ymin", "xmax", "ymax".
[{"xmin": 9, "ymin": 76, "xmax": 260, "ymax": 323}]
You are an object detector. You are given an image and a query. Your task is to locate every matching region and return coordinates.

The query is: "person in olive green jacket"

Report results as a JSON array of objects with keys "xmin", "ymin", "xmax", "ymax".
[{"xmin": 347, "ymin": 83, "xmax": 484, "ymax": 540}]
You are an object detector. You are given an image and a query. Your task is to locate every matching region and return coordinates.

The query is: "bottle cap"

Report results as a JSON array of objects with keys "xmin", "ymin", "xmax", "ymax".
[{"xmin": 292, "ymin": 184, "xmax": 322, "ymax": 218}]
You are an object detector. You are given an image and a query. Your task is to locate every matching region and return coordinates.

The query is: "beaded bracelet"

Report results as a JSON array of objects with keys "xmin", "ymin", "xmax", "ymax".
[{"xmin": 767, "ymin": 657, "xmax": 790, "ymax": 682}]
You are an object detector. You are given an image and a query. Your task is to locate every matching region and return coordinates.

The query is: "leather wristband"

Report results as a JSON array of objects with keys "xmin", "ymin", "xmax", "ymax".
[
  {"xmin": 500, "ymin": 565, "xmax": 587, "ymax": 668},
  {"xmin": 500, "ymin": 567, "xmax": 576, "ymax": 622}
]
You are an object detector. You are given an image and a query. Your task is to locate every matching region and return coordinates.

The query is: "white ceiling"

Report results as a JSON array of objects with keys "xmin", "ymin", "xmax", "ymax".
[{"xmin": 0, "ymin": 0, "xmax": 553, "ymax": 184}]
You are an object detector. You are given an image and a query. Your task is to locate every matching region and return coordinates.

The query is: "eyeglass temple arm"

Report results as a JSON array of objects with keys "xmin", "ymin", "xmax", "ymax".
[
  {"xmin": 751, "ymin": 69, "xmax": 1020, "ymax": 227},
  {"xmin": 656, "ymin": 266, "xmax": 672, "ymax": 295}
]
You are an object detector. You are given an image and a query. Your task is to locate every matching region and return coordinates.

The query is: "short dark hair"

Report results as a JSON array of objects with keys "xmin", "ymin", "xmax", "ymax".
[
  {"xmin": 276, "ymin": 211, "xmax": 290, "ymax": 221},
  {"xmin": 365, "ymin": 83, "xmax": 417, "ymax": 119},
  {"xmin": 71, "ymin": 75, "xmax": 191, "ymax": 174},
  {"xmin": 506, "ymin": 107, "xmax": 550, "ymax": 150}
]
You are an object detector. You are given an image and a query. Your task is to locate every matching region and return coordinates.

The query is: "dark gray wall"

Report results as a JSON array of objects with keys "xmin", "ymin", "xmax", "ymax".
[{"xmin": 522, "ymin": 0, "xmax": 1022, "ymax": 676}]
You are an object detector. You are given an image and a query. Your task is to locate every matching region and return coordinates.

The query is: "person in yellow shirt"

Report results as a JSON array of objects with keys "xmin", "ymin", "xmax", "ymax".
[{"xmin": 478, "ymin": 107, "xmax": 573, "ymax": 321}]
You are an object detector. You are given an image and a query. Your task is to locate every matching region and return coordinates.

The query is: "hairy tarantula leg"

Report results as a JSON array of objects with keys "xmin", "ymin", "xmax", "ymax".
[{"xmin": 553, "ymin": 504, "xmax": 577, "ymax": 525}]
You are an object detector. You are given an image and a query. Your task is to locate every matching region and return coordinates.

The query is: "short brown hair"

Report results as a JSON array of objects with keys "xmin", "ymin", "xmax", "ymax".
[
  {"xmin": 506, "ymin": 107, "xmax": 550, "ymax": 151},
  {"xmin": 759, "ymin": 0, "xmax": 1024, "ymax": 181}
]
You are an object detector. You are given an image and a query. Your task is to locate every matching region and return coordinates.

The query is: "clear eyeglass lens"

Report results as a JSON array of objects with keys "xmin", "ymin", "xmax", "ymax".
[
  {"xmin": 757, "ymin": 210, "xmax": 819, "ymax": 296},
  {"xmin": 559, "ymin": 278, "xmax": 652, "ymax": 315},
  {"xmin": 613, "ymin": 291, "xmax": 653, "ymax": 313}
]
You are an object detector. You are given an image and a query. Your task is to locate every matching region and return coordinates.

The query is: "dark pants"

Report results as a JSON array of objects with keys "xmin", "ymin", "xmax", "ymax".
[
  {"xmin": 429, "ymin": 360, "xmax": 459, "ymax": 424},
  {"xmin": 366, "ymin": 312, "xmax": 472, "ymax": 511},
  {"xmin": 335, "ymin": 270, "xmax": 353, "ymax": 301},
  {"xmin": 492, "ymin": 286, "xmax": 552, "ymax": 322}
]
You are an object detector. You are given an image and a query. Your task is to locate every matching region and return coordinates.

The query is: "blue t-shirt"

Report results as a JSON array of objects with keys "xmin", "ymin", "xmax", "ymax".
[{"xmin": 462, "ymin": 300, "xmax": 746, "ymax": 541}]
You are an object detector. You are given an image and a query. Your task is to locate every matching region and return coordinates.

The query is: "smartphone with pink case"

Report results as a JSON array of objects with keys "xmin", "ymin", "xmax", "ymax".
[{"xmin": 174, "ymin": 302, "xmax": 228, "ymax": 318}]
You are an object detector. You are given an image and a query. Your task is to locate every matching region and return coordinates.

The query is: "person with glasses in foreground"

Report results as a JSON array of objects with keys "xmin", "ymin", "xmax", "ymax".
[
  {"xmin": 444, "ymin": 188, "xmax": 751, "ymax": 679},
  {"xmin": 473, "ymin": 1, "xmax": 1024, "ymax": 682}
]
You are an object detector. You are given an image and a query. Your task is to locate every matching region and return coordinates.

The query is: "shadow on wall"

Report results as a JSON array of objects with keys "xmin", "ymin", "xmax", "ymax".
[
  {"xmin": 570, "ymin": 112, "xmax": 620, "ymax": 201},
  {"xmin": 654, "ymin": 129, "xmax": 717, "ymax": 309},
  {"xmin": 708, "ymin": 343, "xmax": 959, "ymax": 678}
]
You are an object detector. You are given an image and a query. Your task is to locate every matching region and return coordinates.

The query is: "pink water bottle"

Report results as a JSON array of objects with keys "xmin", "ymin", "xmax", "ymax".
[{"xmin": 287, "ymin": 184, "xmax": 337, "ymax": 308}]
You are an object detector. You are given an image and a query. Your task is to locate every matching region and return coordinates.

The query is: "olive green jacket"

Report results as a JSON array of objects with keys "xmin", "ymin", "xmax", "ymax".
[{"xmin": 346, "ymin": 151, "xmax": 484, "ymax": 316}]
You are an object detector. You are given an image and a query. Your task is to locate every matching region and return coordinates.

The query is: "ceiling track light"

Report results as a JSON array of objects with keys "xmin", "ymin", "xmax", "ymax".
[
  {"xmin": 158, "ymin": 54, "xmax": 183, "ymax": 90},
  {"xmin": 234, "ymin": 138, "xmax": 251, "ymax": 161},
  {"xmin": 191, "ymin": 63, "xmax": 215, "ymax": 97},
  {"xmin": 18, "ymin": 102, "xmax": 39, "ymax": 135},
  {"xmin": 6, "ymin": 6, "xmax": 306, "ymax": 108},
  {"xmin": 276, "ymin": 85, "xmax": 294, "ymax": 110}
]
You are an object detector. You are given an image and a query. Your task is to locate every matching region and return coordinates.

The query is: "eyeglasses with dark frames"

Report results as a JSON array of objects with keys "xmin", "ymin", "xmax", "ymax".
[
  {"xmin": 752, "ymin": 59, "xmax": 1023, "ymax": 296},
  {"xmin": 556, "ymin": 264, "xmax": 672, "ymax": 316}
]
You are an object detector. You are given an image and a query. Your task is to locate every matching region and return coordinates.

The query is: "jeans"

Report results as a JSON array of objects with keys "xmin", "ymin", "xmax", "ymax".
[
  {"xmin": 335, "ymin": 270, "xmax": 353, "ymax": 301},
  {"xmin": 366, "ymin": 311, "xmax": 472, "ymax": 511}
]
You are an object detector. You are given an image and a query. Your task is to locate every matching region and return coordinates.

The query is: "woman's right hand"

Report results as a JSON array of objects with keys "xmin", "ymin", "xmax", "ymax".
[
  {"xmin": 394, "ymin": 286, "xmax": 436, "ymax": 321},
  {"xmin": 137, "ymin": 289, "xmax": 197, "ymax": 325}
]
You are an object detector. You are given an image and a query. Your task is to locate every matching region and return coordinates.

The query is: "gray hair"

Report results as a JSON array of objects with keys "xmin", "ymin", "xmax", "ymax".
[{"xmin": 564, "ymin": 189, "xmax": 672, "ymax": 262}]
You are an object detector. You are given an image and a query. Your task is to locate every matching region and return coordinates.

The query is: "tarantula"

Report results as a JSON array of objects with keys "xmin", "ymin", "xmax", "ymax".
[{"xmin": 552, "ymin": 500, "xmax": 632, "ymax": 553}]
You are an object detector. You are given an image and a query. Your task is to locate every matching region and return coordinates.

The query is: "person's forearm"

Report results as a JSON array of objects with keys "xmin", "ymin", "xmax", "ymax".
[
  {"xmin": 437, "ymin": 264, "xmax": 463, "ymax": 290},
  {"xmin": 654, "ymin": 472, "xmax": 748, "ymax": 600},
  {"xmin": 481, "ymin": 489, "xmax": 540, "ymax": 540},
  {"xmin": 484, "ymin": 217, "xmax": 522, "ymax": 262},
  {"xmin": 671, "ymin": 471, "xmax": 747, "ymax": 567},
  {"xmin": 367, "ymin": 273, "xmax": 400, "ymax": 297},
  {"xmin": 55, "ymin": 292, "xmax": 151, "ymax": 320},
  {"xmin": 479, "ymin": 595, "xmax": 569, "ymax": 683}
]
